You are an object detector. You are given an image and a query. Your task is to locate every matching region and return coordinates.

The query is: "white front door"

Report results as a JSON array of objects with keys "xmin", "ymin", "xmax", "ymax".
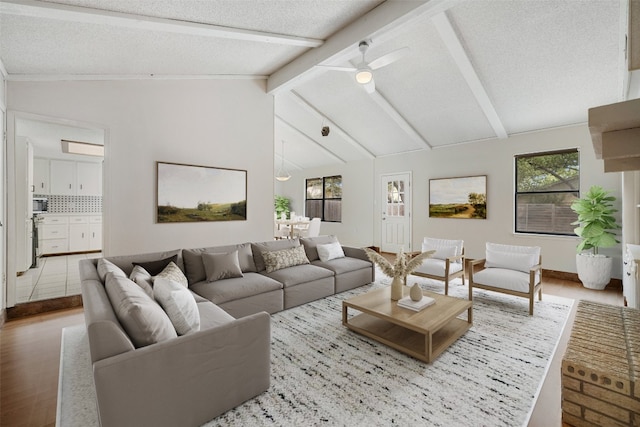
[{"xmin": 380, "ymin": 172, "xmax": 412, "ymax": 253}]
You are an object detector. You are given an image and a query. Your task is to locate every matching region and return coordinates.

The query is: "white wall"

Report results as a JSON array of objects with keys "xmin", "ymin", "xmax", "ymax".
[
  {"xmin": 277, "ymin": 124, "xmax": 622, "ymax": 278},
  {"xmin": 277, "ymin": 159, "xmax": 375, "ymax": 248},
  {"xmin": 373, "ymin": 124, "xmax": 623, "ymax": 278},
  {"xmin": 8, "ymin": 79, "xmax": 275, "ymax": 256}
]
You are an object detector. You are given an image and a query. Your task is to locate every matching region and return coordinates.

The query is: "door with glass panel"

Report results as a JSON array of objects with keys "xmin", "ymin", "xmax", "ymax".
[{"xmin": 380, "ymin": 172, "xmax": 412, "ymax": 253}]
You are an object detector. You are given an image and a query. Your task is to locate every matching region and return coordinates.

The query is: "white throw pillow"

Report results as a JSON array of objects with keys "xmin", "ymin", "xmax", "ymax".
[
  {"xmin": 317, "ymin": 241, "xmax": 345, "ymax": 262},
  {"xmin": 154, "ymin": 277, "xmax": 200, "ymax": 336},
  {"xmin": 485, "ymin": 249, "xmax": 538, "ymax": 273},
  {"xmin": 129, "ymin": 265, "xmax": 154, "ymax": 298},
  {"xmin": 421, "ymin": 243, "xmax": 457, "ymax": 260}
]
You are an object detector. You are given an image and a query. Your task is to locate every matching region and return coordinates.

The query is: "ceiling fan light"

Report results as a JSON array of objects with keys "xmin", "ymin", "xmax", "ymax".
[{"xmin": 355, "ymin": 68, "xmax": 373, "ymax": 84}]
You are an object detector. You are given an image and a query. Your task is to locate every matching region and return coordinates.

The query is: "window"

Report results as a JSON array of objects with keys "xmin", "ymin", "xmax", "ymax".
[
  {"xmin": 515, "ymin": 149, "xmax": 579, "ymax": 235},
  {"xmin": 305, "ymin": 175, "xmax": 342, "ymax": 222}
]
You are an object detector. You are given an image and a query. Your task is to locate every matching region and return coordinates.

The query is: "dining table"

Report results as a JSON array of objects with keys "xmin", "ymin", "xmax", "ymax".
[{"xmin": 275, "ymin": 218, "xmax": 311, "ymax": 238}]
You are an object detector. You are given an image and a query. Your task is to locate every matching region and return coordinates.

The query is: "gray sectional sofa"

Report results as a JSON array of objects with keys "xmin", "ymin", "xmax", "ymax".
[{"xmin": 79, "ymin": 235, "xmax": 374, "ymax": 427}]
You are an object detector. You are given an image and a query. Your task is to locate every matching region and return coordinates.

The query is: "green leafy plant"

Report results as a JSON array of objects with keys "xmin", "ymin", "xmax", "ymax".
[
  {"xmin": 274, "ymin": 195, "xmax": 290, "ymax": 219},
  {"xmin": 570, "ymin": 185, "xmax": 621, "ymax": 254}
]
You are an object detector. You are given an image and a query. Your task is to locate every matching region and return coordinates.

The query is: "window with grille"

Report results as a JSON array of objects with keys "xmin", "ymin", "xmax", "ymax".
[
  {"xmin": 515, "ymin": 149, "xmax": 579, "ymax": 235},
  {"xmin": 305, "ymin": 175, "xmax": 342, "ymax": 222}
]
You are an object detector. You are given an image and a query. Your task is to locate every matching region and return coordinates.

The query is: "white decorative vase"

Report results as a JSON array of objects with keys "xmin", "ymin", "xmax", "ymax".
[
  {"xmin": 390, "ymin": 277, "xmax": 404, "ymax": 301},
  {"xmin": 410, "ymin": 283, "xmax": 423, "ymax": 302},
  {"xmin": 576, "ymin": 254, "xmax": 612, "ymax": 290}
]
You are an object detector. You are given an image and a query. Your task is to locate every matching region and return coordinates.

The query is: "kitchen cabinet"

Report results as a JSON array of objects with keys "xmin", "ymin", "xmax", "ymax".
[
  {"xmin": 76, "ymin": 162, "xmax": 102, "ymax": 196},
  {"xmin": 50, "ymin": 160, "xmax": 76, "ymax": 195},
  {"xmin": 39, "ymin": 214, "xmax": 102, "ymax": 255},
  {"xmin": 48, "ymin": 160, "xmax": 102, "ymax": 196},
  {"xmin": 33, "ymin": 158, "xmax": 50, "ymax": 194}
]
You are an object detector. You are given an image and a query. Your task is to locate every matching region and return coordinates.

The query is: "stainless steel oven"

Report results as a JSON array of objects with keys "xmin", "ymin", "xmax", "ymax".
[{"xmin": 33, "ymin": 197, "xmax": 48, "ymax": 213}]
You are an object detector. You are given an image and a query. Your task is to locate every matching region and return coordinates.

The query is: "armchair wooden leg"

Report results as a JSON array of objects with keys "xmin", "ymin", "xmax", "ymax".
[
  {"xmin": 529, "ymin": 297, "xmax": 534, "ymax": 316},
  {"xmin": 444, "ymin": 279, "xmax": 449, "ymax": 295}
]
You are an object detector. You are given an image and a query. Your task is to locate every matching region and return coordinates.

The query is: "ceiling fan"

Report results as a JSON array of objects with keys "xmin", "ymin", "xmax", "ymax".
[{"xmin": 318, "ymin": 40, "xmax": 409, "ymax": 93}]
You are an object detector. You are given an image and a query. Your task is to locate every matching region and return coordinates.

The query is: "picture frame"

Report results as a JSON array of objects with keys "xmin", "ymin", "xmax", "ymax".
[
  {"xmin": 429, "ymin": 175, "xmax": 487, "ymax": 219},
  {"xmin": 156, "ymin": 161, "xmax": 247, "ymax": 223}
]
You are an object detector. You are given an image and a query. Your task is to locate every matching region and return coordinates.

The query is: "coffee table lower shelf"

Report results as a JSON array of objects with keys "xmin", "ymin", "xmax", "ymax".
[{"xmin": 345, "ymin": 312, "xmax": 471, "ymax": 363}]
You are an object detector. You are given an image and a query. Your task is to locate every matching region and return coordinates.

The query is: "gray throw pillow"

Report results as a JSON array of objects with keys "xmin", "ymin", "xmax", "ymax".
[
  {"xmin": 97, "ymin": 258, "xmax": 127, "ymax": 282},
  {"xmin": 154, "ymin": 277, "xmax": 200, "ymax": 336},
  {"xmin": 202, "ymin": 251, "xmax": 244, "ymax": 282},
  {"xmin": 105, "ymin": 273, "xmax": 177, "ymax": 348}
]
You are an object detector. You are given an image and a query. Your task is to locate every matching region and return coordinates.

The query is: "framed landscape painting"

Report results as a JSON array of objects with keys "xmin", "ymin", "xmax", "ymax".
[
  {"xmin": 156, "ymin": 161, "xmax": 247, "ymax": 223},
  {"xmin": 429, "ymin": 175, "xmax": 487, "ymax": 219}
]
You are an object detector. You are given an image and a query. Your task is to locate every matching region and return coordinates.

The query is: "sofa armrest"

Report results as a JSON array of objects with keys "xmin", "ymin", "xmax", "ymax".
[
  {"xmin": 92, "ymin": 311, "xmax": 271, "ymax": 427},
  {"xmin": 342, "ymin": 246, "xmax": 368, "ymax": 261}
]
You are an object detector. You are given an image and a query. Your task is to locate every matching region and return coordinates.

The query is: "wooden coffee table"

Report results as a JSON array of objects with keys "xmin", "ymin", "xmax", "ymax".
[{"xmin": 342, "ymin": 286, "xmax": 472, "ymax": 363}]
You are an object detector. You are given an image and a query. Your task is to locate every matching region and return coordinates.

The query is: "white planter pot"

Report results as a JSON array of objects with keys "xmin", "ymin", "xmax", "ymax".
[{"xmin": 576, "ymin": 254, "xmax": 612, "ymax": 290}]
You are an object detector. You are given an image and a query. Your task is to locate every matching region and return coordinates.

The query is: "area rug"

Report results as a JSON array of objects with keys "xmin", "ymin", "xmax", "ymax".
[{"xmin": 57, "ymin": 276, "xmax": 572, "ymax": 427}]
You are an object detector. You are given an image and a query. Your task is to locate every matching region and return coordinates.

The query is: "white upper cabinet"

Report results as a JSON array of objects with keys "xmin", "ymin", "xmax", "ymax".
[
  {"xmin": 33, "ymin": 158, "xmax": 50, "ymax": 194},
  {"xmin": 50, "ymin": 160, "xmax": 76, "ymax": 195},
  {"xmin": 76, "ymin": 162, "xmax": 102, "ymax": 196},
  {"xmin": 47, "ymin": 160, "xmax": 102, "ymax": 196}
]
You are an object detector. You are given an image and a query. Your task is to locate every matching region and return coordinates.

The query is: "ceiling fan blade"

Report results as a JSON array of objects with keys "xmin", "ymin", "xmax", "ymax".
[
  {"xmin": 316, "ymin": 65, "xmax": 357, "ymax": 72},
  {"xmin": 369, "ymin": 47, "xmax": 410, "ymax": 70},
  {"xmin": 363, "ymin": 78, "xmax": 376, "ymax": 94}
]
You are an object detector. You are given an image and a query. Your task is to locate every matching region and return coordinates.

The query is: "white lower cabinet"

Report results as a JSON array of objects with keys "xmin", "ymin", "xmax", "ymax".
[{"xmin": 39, "ymin": 214, "xmax": 102, "ymax": 255}]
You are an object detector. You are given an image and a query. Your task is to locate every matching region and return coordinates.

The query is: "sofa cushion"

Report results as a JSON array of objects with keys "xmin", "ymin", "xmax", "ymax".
[
  {"xmin": 155, "ymin": 261, "xmax": 189, "ymax": 287},
  {"xmin": 311, "ymin": 257, "xmax": 371, "ymax": 276},
  {"xmin": 300, "ymin": 235, "xmax": 339, "ymax": 262},
  {"xmin": 317, "ymin": 241, "xmax": 345, "ymax": 262},
  {"xmin": 97, "ymin": 258, "xmax": 127, "ymax": 282},
  {"xmin": 485, "ymin": 250, "xmax": 538, "ymax": 273},
  {"xmin": 263, "ymin": 245, "xmax": 310, "ymax": 273},
  {"xmin": 196, "ymin": 300, "xmax": 236, "ymax": 330},
  {"xmin": 413, "ymin": 258, "xmax": 463, "ymax": 276},
  {"xmin": 422, "ymin": 237, "xmax": 463, "ymax": 263},
  {"xmin": 132, "ymin": 255, "xmax": 178, "ymax": 276},
  {"xmin": 472, "ymin": 267, "xmax": 539, "ymax": 293},
  {"xmin": 252, "ymin": 239, "xmax": 300, "ymax": 272},
  {"xmin": 183, "ymin": 243, "xmax": 256, "ymax": 285},
  {"xmin": 202, "ymin": 251, "xmax": 244, "ymax": 282},
  {"xmin": 190, "ymin": 272, "xmax": 282, "ymax": 305},
  {"xmin": 154, "ymin": 277, "xmax": 200, "ymax": 335},
  {"xmin": 262, "ymin": 263, "xmax": 333, "ymax": 288},
  {"xmin": 129, "ymin": 265, "xmax": 154, "ymax": 298},
  {"xmin": 105, "ymin": 273, "xmax": 177, "ymax": 348}
]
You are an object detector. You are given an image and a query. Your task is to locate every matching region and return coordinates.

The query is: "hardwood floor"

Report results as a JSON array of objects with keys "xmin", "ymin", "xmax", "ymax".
[{"xmin": 0, "ymin": 278, "xmax": 623, "ymax": 427}]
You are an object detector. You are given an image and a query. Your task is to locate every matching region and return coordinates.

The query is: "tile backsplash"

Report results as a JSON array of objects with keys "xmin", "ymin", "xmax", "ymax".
[{"xmin": 36, "ymin": 194, "xmax": 102, "ymax": 214}]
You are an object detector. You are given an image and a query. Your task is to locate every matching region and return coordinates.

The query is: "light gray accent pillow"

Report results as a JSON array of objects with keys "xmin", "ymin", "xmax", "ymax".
[
  {"xmin": 183, "ymin": 244, "xmax": 256, "ymax": 285},
  {"xmin": 97, "ymin": 258, "xmax": 127, "ymax": 283},
  {"xmin": 155, "ymin": 261, "xmax": 188, "ymax": 288},
  {"xmin": 129, "ymin": 265, "xmax": 154, "ymax": 298},
  {"xmin": 262, "ymin": 245, "xmax": 310, "ymax": 273},
  {"xmin": 202, "ymin": 251, "xmax": 244, "ymax": 282},
  {"xmin": 317, "ymin": 241, "xmax": 345, "ymax": 262},
  {"xmin": 154, "ymin": 277, "xmax": 200, "ymax": 335},
  {"xmin": 252, "ymin": 238, "xmax": 300, "ymax": 272},
  {"xmin": 105, "ymin": 273, "xmax": 177, "ymax": 348},
  {"xmin": 300, "ymin": 235, "xmax": 339, "ymax": 262}
]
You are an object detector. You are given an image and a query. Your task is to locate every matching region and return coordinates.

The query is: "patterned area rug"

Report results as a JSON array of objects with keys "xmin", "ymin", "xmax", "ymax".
[{"xmin": 58, "ymin": 275, "xmax": 572, "ymax": 427}]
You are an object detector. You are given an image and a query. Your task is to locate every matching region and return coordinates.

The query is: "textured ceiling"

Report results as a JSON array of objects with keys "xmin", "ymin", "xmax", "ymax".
[{"xmin": 0, "ymin": 0, "xmax": 629, "ymax": 169}]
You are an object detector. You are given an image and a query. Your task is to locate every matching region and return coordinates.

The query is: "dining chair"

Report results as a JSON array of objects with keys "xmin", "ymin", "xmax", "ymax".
[{"xmin": 296, "ymin": 217, "xmax": 321, "ymax": 238}]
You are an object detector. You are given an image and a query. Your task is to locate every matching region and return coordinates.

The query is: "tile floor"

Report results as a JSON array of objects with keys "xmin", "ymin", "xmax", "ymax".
[{"xmin": 16, "ymin": 253, "xmax": 102, "ymax": 303}]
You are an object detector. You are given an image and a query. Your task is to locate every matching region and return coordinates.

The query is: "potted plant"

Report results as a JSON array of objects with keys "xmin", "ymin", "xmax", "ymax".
[
  {"xmin": 274, "ymin": 195, "xmax": 290, "ymax": 220},
  {"xmin": 364, "ymin": 248, "xmax": 435, "ymax": 300},
  {"xmin": 570, "ymin": 185, "xmax": 621, "ymax": 290}
]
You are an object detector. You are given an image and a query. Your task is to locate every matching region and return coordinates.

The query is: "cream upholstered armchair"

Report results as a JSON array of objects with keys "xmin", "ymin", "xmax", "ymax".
[
  {"xmin": 410, "ymin": 237, "xmax": 465, "ymax": 295},
  {"xmin": 468, "ymin": 242, "xmax": 542, "ymax": 315}
]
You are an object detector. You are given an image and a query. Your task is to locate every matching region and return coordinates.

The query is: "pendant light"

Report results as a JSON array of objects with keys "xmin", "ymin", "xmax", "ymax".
[{"xmin": 275, "ymin": 140, "xmax": 291, "ymax": 182}]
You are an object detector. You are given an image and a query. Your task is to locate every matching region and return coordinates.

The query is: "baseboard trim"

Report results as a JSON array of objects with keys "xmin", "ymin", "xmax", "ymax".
[{"xmin": 6, "ymin": 295, "xmax": 83, "ymax": 320}]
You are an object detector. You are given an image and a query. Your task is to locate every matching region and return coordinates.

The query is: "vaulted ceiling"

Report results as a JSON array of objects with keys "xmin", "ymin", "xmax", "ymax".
[{"xmin": 0, "ymin": 0, "xmax": 632, "ymax": 172}]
